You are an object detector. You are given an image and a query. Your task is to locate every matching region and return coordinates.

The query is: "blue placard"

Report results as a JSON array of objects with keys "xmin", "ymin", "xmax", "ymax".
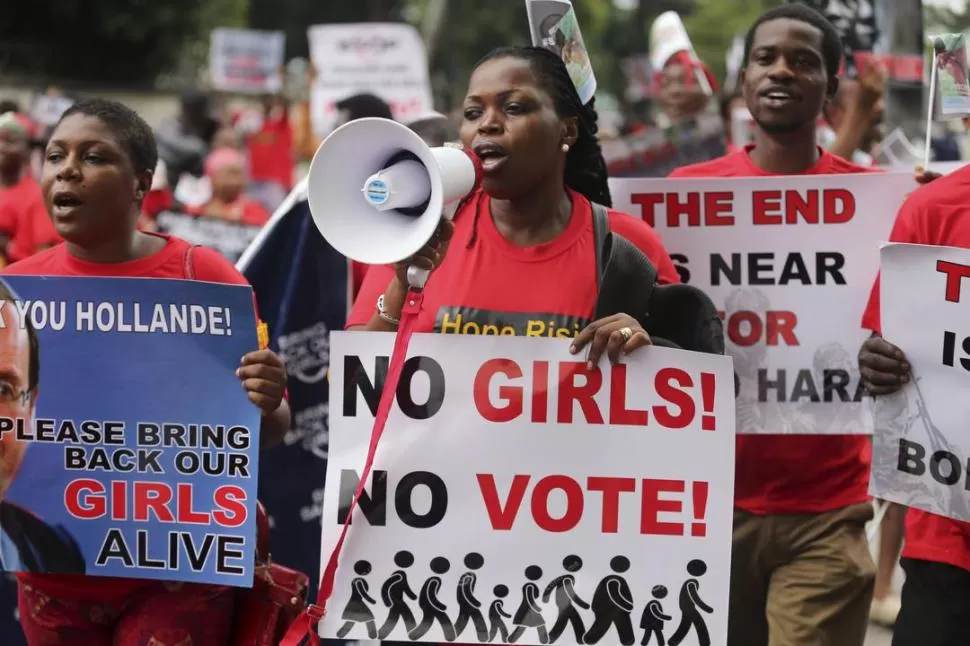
[{"xmin": 0, "ymin": 276, "xmax": 260, "ymax": 587}]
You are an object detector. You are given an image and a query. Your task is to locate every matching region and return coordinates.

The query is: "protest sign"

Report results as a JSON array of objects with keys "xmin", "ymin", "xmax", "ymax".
[
  {"xmin": 611, "ymin": 172, "xmax": 917, "ymax": 434},
  {"xmin": 871, "ymin": 243, "xmax": 970, "ymax": 523},
  {"xmin": 526, "ymin": 0, "xmax": 597, "ymax": 104},
  {"xmin": 307, "ymin": 23, "xmax": 434, "ymax": 136},
  {"xmin": 209, "ymin": 28, "xmax": 285, "ymax": 94},
  {"xmin": 0, "ymin": 276, "xmax": 260, "ymax": 586},
  {"xmin": 929, "ymin": 33, "xmax": 970, "ymax": 118},
  {"xmin": 602, "ymin": 113, "xmax": 726, "ymax": 178},
  {"xmin": 318, "ymin": 333, "xmax": 735, "ymax": 645},
  {"xmin": 649, "ymin": 12, "xmax": 712, "ymax": 97},
  {"xmin": 156, "ymin": 210, "xmax": 262, "ymax": 264}
]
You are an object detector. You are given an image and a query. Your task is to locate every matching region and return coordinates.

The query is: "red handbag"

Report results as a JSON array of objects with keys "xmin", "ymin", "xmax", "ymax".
[{"xmin": 231, "ymin": 502, "xmax": 310, "ymax": 646}]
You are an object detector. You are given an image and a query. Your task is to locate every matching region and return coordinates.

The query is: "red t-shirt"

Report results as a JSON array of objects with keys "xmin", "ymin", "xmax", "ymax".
[
  {"xmin": 351, "ymin": 261, "xmax": 369, "ymax": 301},
  {"xmin": 142, "ymin": 188, "xmax": 174, "ymax": 219},
  {"xmin": 347, "ymin": 188, "xmax": 680, "ymax": 332},
  {"xmin": 186, "ymin": 198, "xmax": 270, "ymax": 227},
  {"xmin": 246, "ymin": 112, "xmax": 294, "ymax": 191},
  {"xmin": 0, "ymin": 175, "xmax": 61, "ymax": 262},
  {"xmin": 862, "ymin": 165, "xmax": 970, "ymax": 573},
  {"xmin": 669, "ymin": 145, "xmax": 878, "ymax": 515},
  {"xmin": 4, "ymin": 233, "xmax": 253, "ymax": 601}
]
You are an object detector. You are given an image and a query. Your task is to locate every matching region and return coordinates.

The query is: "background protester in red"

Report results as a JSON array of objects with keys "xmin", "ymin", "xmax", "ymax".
[
  {"xmin": 239, "ymin": 91, "xmax": 293, "ymax": 213},
  {"xmin": 188, "ymin": 146, "xmax": 270, "ymax": 226},
  {"xmin": 348, "ymin": 46, "xmax": 679, "ymax": 357},
  {"xmin": 859, "ymin": 166, "xmax": 970, "ymax": 646},
  {"xmin": 656, "ymin": 51, "xmax": 718, "ymax": 122},
  {"xmin": 0, "ymin": 113, "xmax": 60, "ymax": 266},
  {"xmin": 669, "ymin": 6, "xmax": 878, "ymax": 645},
  {"xmin": 4, "ymin": 98, "xmax": 290, "ymax": 646}
]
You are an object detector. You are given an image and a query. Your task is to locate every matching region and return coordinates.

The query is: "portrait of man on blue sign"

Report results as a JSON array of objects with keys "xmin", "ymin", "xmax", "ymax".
[{"xmin": 0, "ymin": 279, "xmax": 84, "ymax": 574}]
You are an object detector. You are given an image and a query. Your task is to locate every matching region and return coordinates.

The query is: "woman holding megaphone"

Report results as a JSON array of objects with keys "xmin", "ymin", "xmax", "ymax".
[{"xmin": 348, "ymin": 46, "xmax": 679, "ymax": 364}]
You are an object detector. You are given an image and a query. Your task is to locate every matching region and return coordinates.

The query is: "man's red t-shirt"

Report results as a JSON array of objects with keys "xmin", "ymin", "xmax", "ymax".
[
  {"xmin": 347, "ymin": 188, "xmax": 680, "ymax": 332},
  {"xmin": 669, "ymin": 145, "xmax": 877, "ymax": 515},
  {"xmin": 0, "ymin": 176, "xmax": 60, "ymax": 262},
  {"xmin": 3, "ymin": 233, "xmax": 252, "ymax": 601},
  {"xmin": 246, "ymin": 112, "xmax": 294, "ymax": 191},
  {"xmin": 862, "ymin": 166, "xmax": 970, "ymax": 573}
]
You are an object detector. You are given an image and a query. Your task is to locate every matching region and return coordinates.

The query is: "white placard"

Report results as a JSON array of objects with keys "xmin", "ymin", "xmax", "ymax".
[
  {"xmin": 526, "ymin": 0, "xmax": 598, "ymax": 104},
  {"xmin": 610, "ymin": 172, "xmax": 918, "ymax": 434},
  {"xmin": 872, "ymin": 242, "xmax": 970, "ymax": 522},
  {"xmin": 318, "ymin": 333, "xmax": 735, "ymax": 646},
  {"xmin": 307, "ymin": 23, "xmax": 434, "ymax": 136},
  {"xmin": 209, "ymin": 28, "xmax": 285, "ymax": 94}
]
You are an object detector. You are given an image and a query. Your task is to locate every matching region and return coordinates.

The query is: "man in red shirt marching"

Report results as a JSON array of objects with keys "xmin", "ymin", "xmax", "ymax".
[
  {"xmin": 858, "ymin": 162, "xmax": 970, "ymax": 645},
  {"xmin": 669, "ymin": 5, "xmax": 877, "ymax": 645}
]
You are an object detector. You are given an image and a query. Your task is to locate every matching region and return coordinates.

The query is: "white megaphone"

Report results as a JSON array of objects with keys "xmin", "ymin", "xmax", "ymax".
[{"xmin": 306, "ymin": 117, "xmax": 482, "ymax": 289}]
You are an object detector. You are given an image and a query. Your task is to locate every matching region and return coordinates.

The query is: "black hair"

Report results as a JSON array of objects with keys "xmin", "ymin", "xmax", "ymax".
[
  {"xmin": 56, "ymin": 98, "xmax": 158, "ymax": 176},
  {"xmin": 475, "ymin": 46, "xmax": 612, "ymax": 208},
  {"xmin": 0, "ymin": 100, "xmax": 20, "ymax": 116},
  {"xmin": 742, "ymin": 4, "xmax": 844, "ymax": 80},
  {"xmin": 335, "ymin": 93, "xmax": 393, "ymax": 122},
  {"xmin": 408, "ymin": 117, "xmax": 458, "ymax": 148},
  {"xmin": 0, "ymin": 280, "xmax": 39, "ymax": 393}
]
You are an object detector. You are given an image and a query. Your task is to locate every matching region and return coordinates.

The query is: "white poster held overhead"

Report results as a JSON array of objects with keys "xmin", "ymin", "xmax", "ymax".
[
  {"xmin": 307, "ymin": 23, "xmax": 434, "ymax": 136},
  {"xmin": 526, "ymin": 1, "xmax": 597, "ymax": 104},
  {"xmin": 611, "ymin": 172, "xmax": 917, "ymax": 435},
  {"xmin": 319, "ymin": 333, "xmax": 735, "ymax": 645},
  {"xmin": 872, "ymin": 243, "xmax": 970, "ymax": 523},
  {"xmin": 209, "ymin": 28, "xmax": 285, "ymax": 94},
  {"xmin": 649, "ymin": 12, "xmax": 712, "ymax": 96}
]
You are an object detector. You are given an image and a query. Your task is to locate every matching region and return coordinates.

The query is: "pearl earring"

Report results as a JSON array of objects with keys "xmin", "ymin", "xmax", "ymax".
[{"xmin": 561, "ymin": 143, "xmax": 570, "ymax": 153}]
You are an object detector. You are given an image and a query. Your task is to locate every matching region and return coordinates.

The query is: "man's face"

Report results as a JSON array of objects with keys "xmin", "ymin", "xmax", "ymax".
[
  {"xmin": 742, "ymin": 18, "xmax": 835, "ymax": 135},
  {"xmin": 0, "ymin": 304, "xmax": 33, "ymax": 500}
]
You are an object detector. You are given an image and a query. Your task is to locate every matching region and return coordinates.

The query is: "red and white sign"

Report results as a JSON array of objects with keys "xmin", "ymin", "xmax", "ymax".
[
  {"xmin": 209, "ymin": 28, "xmax": 285, "ymax": 94},
  {"xmin": 611, "ymin": 172, "xmax": 918, "ymax": 435},
  {"xmin": 319, "ymin": 333, "xmax": 735, "ymax": 645},
  {"xmin": 873, "ymin": 243, "xmax": 970, "ymax": 523}
]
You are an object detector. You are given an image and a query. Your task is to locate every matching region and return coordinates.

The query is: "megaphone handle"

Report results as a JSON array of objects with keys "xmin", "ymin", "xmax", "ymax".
[
  {"xmin": 406, "ymin": 265, "xmax": 430, "ymax": 290},
  {"xmin": 405, "ymin": 202, "xmax": 462, "ymax": 291}
]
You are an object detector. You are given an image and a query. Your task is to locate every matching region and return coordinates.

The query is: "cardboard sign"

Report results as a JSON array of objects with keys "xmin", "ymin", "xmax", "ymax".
[
  {"xmin": 611, "ymin": 172, "xmax": 919, "ymax": 434},
  {"xmin": 318, "ymin": 333, "xmax": 735, "ymax": 645},
  {"xmin": 0, "ymin": 277, "xmax": 260, "ymax": 585},
  {"xmin": 872, "ymin": 243, "xmax": 970, "ymax": 523}
]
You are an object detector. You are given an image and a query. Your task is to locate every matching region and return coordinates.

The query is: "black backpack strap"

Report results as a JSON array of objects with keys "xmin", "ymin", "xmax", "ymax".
[
  {"xmin": 589, "ymin": 200, "xmax": 724, "ymax": 354},
  {"xmin": 591, "ymin": 202, "xmax": 610, "ymax": 289}
]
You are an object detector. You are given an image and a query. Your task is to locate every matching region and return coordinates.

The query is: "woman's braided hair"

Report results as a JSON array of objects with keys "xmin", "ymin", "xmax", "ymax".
[{"xmin": 475, "ymin": 46, "xmax": 612, "ymax": 207}]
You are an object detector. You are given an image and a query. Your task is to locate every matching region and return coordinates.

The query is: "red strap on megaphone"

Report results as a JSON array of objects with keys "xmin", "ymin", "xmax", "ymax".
[{"xmin": 280, "ymin": 290, "xmax": 425, "ymax": 646}]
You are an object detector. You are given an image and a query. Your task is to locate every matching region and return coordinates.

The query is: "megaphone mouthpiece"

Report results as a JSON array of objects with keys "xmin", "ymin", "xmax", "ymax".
[{"xmin": 362, "ymin": 159, "xmax": 432, "ymax": 212}]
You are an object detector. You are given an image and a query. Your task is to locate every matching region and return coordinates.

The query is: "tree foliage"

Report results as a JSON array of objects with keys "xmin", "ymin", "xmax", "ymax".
[
  {"xmin": 683, "ymin": 0, "xmax": 780, "ymax": 90},
  {"xmin": 407, "ymin": 0, "xmax": 695, "ymax": 110},
  {"xmin": 0, "ymin": 0, "xmax": 243, "ymax": 88},
  {"xmin": 248, "ymin": 0, "xmax": 409, "ymax": 60}
]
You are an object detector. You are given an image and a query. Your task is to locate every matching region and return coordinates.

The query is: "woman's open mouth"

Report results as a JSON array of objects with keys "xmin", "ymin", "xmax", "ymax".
[
  {"xmin": 473, "ymin": 142, "xmax": 510, "ymax": 173},
  {"xmin": 51, "ymin": 191, "xmax": 84, "ymax": 217}
]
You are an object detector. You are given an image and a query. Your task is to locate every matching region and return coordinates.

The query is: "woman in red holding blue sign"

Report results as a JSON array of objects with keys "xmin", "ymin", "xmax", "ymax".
[{"xmin": 3, "ymin": 98, "xmax": 291, "ymax": 645}]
